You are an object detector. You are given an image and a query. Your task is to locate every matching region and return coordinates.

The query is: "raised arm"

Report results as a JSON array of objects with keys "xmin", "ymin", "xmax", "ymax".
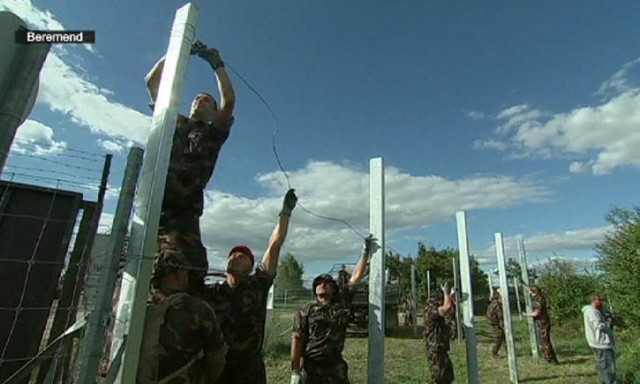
[
  {"xmin": 438, "ymin": 283, "xmax": 454, "ymax": 316},
  {"xmin": 261, "ymin": 189, "xmax": 297, "ymax": 276},
  {"xmin": 144, "ymin": 56, "xmax": 165, "ymax": 106},
  {"xmin": 349, "ymin": 235, "xmax": 377, "ymax": 286},
  {"xmin": 192, "ymin": 41, "xmax": 236, "ymax": 121}
]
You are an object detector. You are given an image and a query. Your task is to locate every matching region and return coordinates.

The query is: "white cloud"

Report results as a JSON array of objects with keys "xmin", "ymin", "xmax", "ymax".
[
  {"xmin": 597, "ymin": 58, "xmax": 640, "ymax": 96},
  {"xmin": 39, "ymin": 54, "xmax": 151, "ymax": 143},
  {"xmin": 473, "ymin": 139, "xmax": 507, "ymax": 151},
  {"xmin": 200, "ymin": 160, "xmax": 550, "ymax": 268},
  {"xmin": 105, "ymin": 186, "xmax": 121, "ymax": 201},
  {"xmin": 98, "ymin": 212, "xmax": 114, "ymax": 234},
  {"xmin": 477, "ymin": 58, "xmax": 640, "ymax": 175},
  {"xmin": 464, "ymin": 110, "xmax": 486, "ymax": 121},
  {"xmin": 12, "ymin": 119, "xmax": 67, "ymax": 155},
  {"xmin": 99, "ymin": 139, "xmax": 125, "ymax": 153},
  {"xmin": 476, "ymin": 225, "xmax": 612, "ymax": 263}
]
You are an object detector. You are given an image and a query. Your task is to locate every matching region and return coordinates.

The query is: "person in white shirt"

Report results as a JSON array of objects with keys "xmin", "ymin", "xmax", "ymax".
[{"xmin": 582, "ymin": 293, "xmax": 616, "ymax": 384}]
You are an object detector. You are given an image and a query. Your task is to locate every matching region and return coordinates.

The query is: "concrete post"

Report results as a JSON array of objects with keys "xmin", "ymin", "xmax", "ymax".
[
  {"xmin": 368, "ymin": 157, "xmax": 385, "ymax": 384},
  {"xmin": 115, "ymin": 5, "xmax": 199, "ymax": 383},
  {"xmin": 517, "ymin": 236, "xmax": 539, "ymax": 358},
  {"xmin": 411, "ymin": 261, "xmax": 417, "ymax": 335},
  {"xmin": 455, "ymin": 211, "xmax": 479, "ymax": 384},
  {"xmin": 452, "ymin": 257, "xmax": 463, "ymax": 344},
  {"xmin": 496, "ymin": 233, "xmax": 519, "ymax": 383}
]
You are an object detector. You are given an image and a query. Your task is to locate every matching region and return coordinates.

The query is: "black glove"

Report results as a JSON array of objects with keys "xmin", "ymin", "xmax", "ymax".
[
  {"xmin": 280, "ymin": 189, "xmax": 297, "ymax": 216},
  {"xmin": 191, "ymin": 40, "xmax": 224, "ymax": 69}
]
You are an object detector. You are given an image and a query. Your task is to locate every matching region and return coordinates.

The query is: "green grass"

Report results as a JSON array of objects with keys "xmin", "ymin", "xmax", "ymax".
[{"xmin": 264, "ymin": 308, "xmax": 639, "ymax": 383}]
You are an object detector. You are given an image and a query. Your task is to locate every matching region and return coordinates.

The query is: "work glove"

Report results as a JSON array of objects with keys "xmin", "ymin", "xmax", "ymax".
[
  {"xmin": 290, "ymin": 371, "xmax": 301, "ymax": 384},
  {"xmin": 363, "ymin": 234, "xmax": 380, "ymax": 255},
  {"xmin": 281, "ymin": 189, "xmax": 298, "ymax": 216},
  {"xmin": 191, "ymin": 40, "xmax": 224, "ymax": 69}
]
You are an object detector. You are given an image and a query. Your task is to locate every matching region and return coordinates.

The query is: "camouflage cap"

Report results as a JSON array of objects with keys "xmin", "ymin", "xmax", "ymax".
[{"xmin": 312, "ymin": 273, "xmax": 339, "ymax": 294}]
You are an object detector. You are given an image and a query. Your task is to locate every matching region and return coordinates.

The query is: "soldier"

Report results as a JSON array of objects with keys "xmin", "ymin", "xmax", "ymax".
[
  {"xmin": 486, "ymin": 289, "xmax": 505, "ymax": 357},
  {"xmin": 290, "ymin": 236, "xmax": 377, "ymax": 384},
  {"xmin": 523, "ymin": 285, "xmax": 559, "ymax": 363},
  {"xmin": 138, "ymin": 254, "xmax": 227, "ymax": 383},
  {"xmin": 423, "ymin": 283, "xmax": 456, "ymax": 384},
  {"xmin": 145, "ymin": 40, "xmax": 236, "ymax": 296},
  {"xmin": 337, "ymin": 264, "xmax": 351, "ymax": 291},
  {"xmin": 205, "ymin": 189, "xmax": 297, "ymax": 384},
  {"xmin": 404, "ymin": 295, "xmax": 415, "ymax": 327}
]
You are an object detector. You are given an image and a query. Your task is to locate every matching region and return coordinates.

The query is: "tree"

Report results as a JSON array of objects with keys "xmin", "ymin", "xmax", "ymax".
[
  {"xmin": 274, "ymin": 253, "xmax": 304, "ymax": 294},
  {"xmin": 537, "ymin": 258, "xmax": 602, "ymax": 326},
  {"xmin": 596, "ymin": 205, "xmax": 640, "ymax": 325}
]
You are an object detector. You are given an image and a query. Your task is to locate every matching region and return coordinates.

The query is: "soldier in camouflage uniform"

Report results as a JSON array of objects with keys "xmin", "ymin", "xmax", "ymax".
[
  {"xmin": 145, "ymin": 41, "xmax": 236, "ymax": 296},
  {"xmin": 205, "ymin": 189, "xmax": 297, "ymax": 384},
  {"xmin": 524, "ymin": 285, "xmax": 559, "ymax": 363},
  {"xmin": 290, "ymin": 236, "xmax": 378, "ymax": 384},
  {"xmin": 423, "ymin": 283, "xmax": 456, "ymax": 384},
  {"xmin": 486, "ymin": 289, "xmax": 505, "ymax": 357},
  {"xmin": 139, "ymin": 254, "xmax": 228, "ymax": 383}
]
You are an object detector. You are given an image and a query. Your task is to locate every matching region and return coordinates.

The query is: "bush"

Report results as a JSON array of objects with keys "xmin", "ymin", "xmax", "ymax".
[{"xmin": 537, "ymin": 259, "xmax": 602, "ymax": 326}]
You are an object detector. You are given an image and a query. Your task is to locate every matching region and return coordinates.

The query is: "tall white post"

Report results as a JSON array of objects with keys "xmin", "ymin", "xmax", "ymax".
[
  {"xmin": 496, "ymin": 233, "xmax": 519, "ymax": 383},
  {"xmin": 427, "ymin": 270, "xmax": 431, "ymax": 298},
  {"xmin": 488, "ymin": 273, "xmax": 494, "ymax": 297},
  {"xmin": 513, "ymin": 276, "xmax": 523, "ymax": 320},
  {"xmin": 455, "ymin": 211, "xmax": 479, "ymax": 384},
  {"xmin": 517, "ymin": 236, "xmax": 539, "ymax": 358},
  {"xmin": 368, "ymin": 157, "xmax": 385, "ymax": 384},
  {"xmin": 114, "ymin": 4, "xmax": 199, "ymax": 383},
  {"xmin": 452, "ymin": 257, "xmax": 463, "ymax": 345},
  {"xmin": 410, "ymin": 261, "xmax": 418, "ymax": 335}
]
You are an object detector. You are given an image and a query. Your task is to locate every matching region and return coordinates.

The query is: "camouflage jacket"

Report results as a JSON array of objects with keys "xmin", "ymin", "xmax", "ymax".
[
  {"xmin": 486, "ymin": 298, "xmax": 503, "ymax": 327},
  {"xmin": 154, "ymin": 292, "xmax": 226, "ymax": 383},
  {"xmin": 423, "ymin": 301, "xmax": 451, "ymax": 352},
  {"xmin": 163, "ymin": 114, "xmax": 234, "ymax": 215},
  {"xmin": 207, "ymin": 267, "xmax": 273, "ymax": 363},
  {"xmin": 293, "ymin": 286, "xmax": 357, "ymax": 362},
  {"xmin": 532, "ymin": 292, "xmax": 551, "ymax": 323}
]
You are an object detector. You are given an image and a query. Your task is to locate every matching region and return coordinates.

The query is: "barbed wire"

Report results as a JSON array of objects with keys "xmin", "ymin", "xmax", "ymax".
[
  {"xmin": 4, "ymin": 164, "xmax": 100, "ymax": 182},
  {"xmin": 3, "ymin": 151, "xmax": 102, "ymax": 174}
]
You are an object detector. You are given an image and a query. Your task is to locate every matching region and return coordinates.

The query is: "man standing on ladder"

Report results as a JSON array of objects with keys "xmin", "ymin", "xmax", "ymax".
[{"xmin": 144, "ymin": 40, "xmax": 236, "ymax": 296}]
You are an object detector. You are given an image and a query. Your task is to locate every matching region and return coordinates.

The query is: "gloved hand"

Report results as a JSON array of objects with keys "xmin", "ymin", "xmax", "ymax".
[
  {"xmin": 191, "ymin": 40, "xmax": 224, "ymax": 69},
  {"xmin": 281, "ymin": 189, "xmax": 298, "ymax": 216},
  {"xmin": 363, "ymin": 234, "xmax": 380, "ymax": 255},
  {"xmin": 290, "ymin": 371, "xmax": 301, "ymax": 384}
]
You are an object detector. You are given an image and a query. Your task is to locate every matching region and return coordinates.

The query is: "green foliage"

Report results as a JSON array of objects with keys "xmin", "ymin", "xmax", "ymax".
[
  {"xmin": 386, "ymin": 242, "xmax": 488, "ymax": 308},
  {"xmin": 537, "ymin": 258, "xmax": 603, "ymax": 326},
  {"xmin": 595, "ymin": 205, "xmax": 640, "ymax": 325},
  {"xmin": 274, "ymin": 253, "xmax": 304, "ymax": 293}
]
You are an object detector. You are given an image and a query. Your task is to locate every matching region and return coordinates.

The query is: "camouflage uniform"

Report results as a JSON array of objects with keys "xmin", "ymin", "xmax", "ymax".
[
  {"xmin": 205, "ymin": 267, "xmax": 273, "ymax": 384},
  {"xmin": 532, "ymin": 291, "xmax": 559, "ymax": 363},
  {"xmin": 486, "ymin": 295, "xmax": 504, "ymax": 356},
  {"xmin": 444, "ymin": 302, "xmax": 458, "ymax": 341},
  {"xmin": 154, "ymin": 114, "xmax": 234, "ymax": 294},
  {"xmin": 423, "ymin": 297, "xmax": 454, "ymax": 384},
  {"xmin": 293, "ymin": 286, "xmax": 357, "ymax": 384},
  {"xmin": 151, "ymin": 290, "xmax": 227, "ymax": 384}
]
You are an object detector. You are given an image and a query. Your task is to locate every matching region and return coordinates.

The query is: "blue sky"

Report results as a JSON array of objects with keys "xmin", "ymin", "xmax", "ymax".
[{"xmin": 3, "ymin": 0, "xmax": 640, "ymax": 281}]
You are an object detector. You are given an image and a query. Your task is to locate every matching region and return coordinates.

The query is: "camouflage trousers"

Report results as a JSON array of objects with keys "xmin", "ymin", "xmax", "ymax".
[
  {"xmin": 491, "ymin": 325, "xmax": 505, "ymax": 356},
  {"xmin": 536, "ymin": 320, "xmax": 559, "ymax": 363},
  {"xmin": 427, "ymin": 350, "xmax": 454, "ymax": 384},
  {"xmin": 302, "ymin": 358, "xmax": 350, "ymax": 384},
  {"xmin": 155, "ymin": 209, "xmax": 208, "ymax": 295},
  {"xmin": 215, "ymin": 355, "xmax": 266, "ymax": 384}
]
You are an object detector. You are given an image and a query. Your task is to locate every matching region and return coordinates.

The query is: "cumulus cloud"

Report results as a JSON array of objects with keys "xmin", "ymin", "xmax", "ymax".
[
  {"xmin": 39, "ymin": 54, "xmax": 151, "ymax": 143},
  {"xmin": 200, "ymin": 161, "xmax": 550, "ymax": 267},
  {"xmin": 98, "ymin": 212, "xmax": 114, "ymax": 234},
  {"xmin": 476, "ymin": 58, "xmax": 640, "ymax": 175},
  {"xmin": 464, "ymin": 110, "xmax": 487, "ymax": 121},
  {"xmin": 473, "ymin": 139, "xmax": 507, "ymax": 151},
  {"xmin": 12, "ymin": 119, "xmax": 67, "ymax": 155},
  {"xmin": 476, "ymin": 225, "xmax": 612, "ymax": 263},
  {"xmin": 99, "ymin": 139, "xmax": 125, "ymax": 153}
]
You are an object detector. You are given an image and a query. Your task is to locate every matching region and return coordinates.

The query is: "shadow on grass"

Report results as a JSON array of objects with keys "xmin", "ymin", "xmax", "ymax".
[{"xmin": 520, "ymin": 372, "xmax": 594, "ymax": 382}]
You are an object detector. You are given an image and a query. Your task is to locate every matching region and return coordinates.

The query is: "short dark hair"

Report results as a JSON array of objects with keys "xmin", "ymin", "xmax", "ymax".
[
  {"xmin": 194, "ymin": 92, "xmax": 217, "ymax": 108},
  {"xmin": 590, "ymin": 293, "xmax": 605, "ymax": 302}
]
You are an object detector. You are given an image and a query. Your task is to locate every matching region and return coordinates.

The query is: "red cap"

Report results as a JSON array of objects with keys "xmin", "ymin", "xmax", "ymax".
[{"xmin": 228, "ymin": 245, "xmax": 255, "ymax": 266}]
